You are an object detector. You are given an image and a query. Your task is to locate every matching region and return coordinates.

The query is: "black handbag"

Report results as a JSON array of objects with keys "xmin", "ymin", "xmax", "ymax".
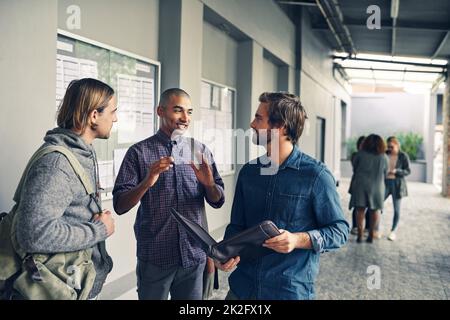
[{"xmin": 170, "ymin": 208, "xmax": 281, "ymax": 263}]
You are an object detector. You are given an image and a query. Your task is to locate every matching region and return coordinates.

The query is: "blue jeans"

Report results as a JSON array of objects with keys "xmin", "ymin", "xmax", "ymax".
[
  {"xmin": 385, "ymin": 179, "xmax": 402, "ymax": 231},
  {"xmin": 136, "ymin": 260, "xmax": 206, "ymax": 300}
]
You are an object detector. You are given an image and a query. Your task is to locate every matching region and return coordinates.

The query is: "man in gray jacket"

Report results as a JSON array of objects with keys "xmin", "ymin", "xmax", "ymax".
[{"xmin": 14, "ymin": 78, "xmax": 117, "ymax": 299}]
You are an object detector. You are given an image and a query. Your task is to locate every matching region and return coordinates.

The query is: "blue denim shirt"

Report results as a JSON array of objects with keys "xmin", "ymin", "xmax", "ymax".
[{"xmin": 224, "ymin": 146, "xmax": 349, "ymax": 300}]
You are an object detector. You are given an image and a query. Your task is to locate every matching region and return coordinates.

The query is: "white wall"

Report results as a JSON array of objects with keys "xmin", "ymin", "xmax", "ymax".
[
  {"xmin": 201, "ymin": 0, "xmax": 296, "ymax": 66},
  {"xmin": 298, "ymin": 11, "xmax": 351, "ymax": 180},
  {"xmin": 262, "ymin": 58, "xmax": 279, "ymax": 92},
  {"xmin": 349, "ymin": 92, "xmax": 432, "ymax": 183},
  {"xmin": 0, "ymin": 0, "xmax": 57, "ymax": 211},
  {"xmin": 350, "ymin": 93, "xmax": 427, "ymax": 140},
  {"xmin": 202, "ymin": 21, "xmax": 238, "ymax": 88},
  {"xmin": 58, "ymin": 0, "xmax": 159, "ymax": 60}
]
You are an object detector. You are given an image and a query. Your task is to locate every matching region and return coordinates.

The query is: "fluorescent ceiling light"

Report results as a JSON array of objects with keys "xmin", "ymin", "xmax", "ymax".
[
  {"xmin": 392, "ymin": 56, "xmax": 432, "ymax": 64},
  {"xmin": 349, "ymin": 78, "xmax": 375, "ymax": 84},
  {"xmin": 352, "ymin": 52, "xmax": 448, "ymax": 66},
  {"xmin": 431, "ymin": 59, "xmax": 448, "ymax": 66},
  {"xmin": 356, "ymin": 53, "xmax": 392, "ymax": 60},
  {"xmin": 333, "ymin": 51, "xmax": 349, "ymax": 58}
]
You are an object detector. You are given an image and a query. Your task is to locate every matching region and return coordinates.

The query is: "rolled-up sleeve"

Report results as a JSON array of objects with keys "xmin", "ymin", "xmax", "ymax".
[
  {"xmin": 112, "ymin": 147, "xmax": 141, "ymax": 211},
  {"xmin": 307, "ymin": 168, "xmax": 349, "ymax": 253}
]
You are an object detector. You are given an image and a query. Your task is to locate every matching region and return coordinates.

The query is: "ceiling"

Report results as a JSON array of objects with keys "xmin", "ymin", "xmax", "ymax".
[
  {"xmin": 278, "ymin": 0, "xmax": 450, "ymax": 59},
  {"xmin": 278, "ymin": 0, "xmax": 449, "ymax": 89}
]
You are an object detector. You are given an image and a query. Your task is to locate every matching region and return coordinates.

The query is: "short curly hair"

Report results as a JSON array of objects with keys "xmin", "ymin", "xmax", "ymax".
[{"xmin": 362, "ymin": 134, "xmax": 386, "ymax": 155}]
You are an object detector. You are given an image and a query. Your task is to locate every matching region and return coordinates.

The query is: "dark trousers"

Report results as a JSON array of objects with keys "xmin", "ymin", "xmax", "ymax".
[
  {"xmin": 136, "ymin": 259, "xmax": 206, "ymax": 300},
  {"xmin": 352, "ymin": 208, "xmax": 369, "ymax": 229}
]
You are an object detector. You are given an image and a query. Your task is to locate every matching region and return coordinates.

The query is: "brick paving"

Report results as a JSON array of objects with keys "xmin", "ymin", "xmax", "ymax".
[{"xmin": 210, "ymin": 179, "xmax": 450, "ymax": 300}]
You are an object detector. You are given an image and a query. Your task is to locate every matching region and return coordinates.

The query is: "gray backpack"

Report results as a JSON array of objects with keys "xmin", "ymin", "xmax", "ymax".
[{"xmin": 0, "ymin": 145, "xmax": 98, "ymax": 300}]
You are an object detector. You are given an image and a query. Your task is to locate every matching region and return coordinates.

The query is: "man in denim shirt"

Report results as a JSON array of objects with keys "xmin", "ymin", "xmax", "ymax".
[{"xmin": 215, "ymin": 92, "xmax": 349, "ymax": 300}]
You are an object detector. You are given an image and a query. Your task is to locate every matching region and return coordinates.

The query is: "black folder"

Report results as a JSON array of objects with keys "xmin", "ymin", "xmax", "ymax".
[{"xmin": 170, "ymin": 208, "xmax": 281, "ymax": 263}]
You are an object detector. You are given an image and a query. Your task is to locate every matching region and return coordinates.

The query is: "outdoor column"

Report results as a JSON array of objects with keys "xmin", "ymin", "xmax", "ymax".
[{"xmin": 442, "ymin": 67, "xmax": 450, "ymax": 197}]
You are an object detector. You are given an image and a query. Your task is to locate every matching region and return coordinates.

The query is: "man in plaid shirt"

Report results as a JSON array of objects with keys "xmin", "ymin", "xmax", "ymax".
[{"xmin": 112, "ymin": 88, "xmax": 225, "ymax": 300}]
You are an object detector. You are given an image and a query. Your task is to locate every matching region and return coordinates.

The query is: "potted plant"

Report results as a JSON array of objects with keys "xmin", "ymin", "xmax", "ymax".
[{"xmin": 394, "ymin": 132, "xmax": 423, "ymax": 161}]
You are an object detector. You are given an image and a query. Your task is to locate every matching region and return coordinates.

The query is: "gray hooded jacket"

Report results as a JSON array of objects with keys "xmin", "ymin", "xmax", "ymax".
[{"xmin": 15, "ymin": 128, "xmax": 113, "ymax": 298}]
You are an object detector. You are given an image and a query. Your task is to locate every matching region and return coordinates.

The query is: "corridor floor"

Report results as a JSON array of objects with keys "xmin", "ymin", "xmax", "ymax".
[{"xmin": 210, "ymin": 179, "xmax": 450, "ymax": 300}]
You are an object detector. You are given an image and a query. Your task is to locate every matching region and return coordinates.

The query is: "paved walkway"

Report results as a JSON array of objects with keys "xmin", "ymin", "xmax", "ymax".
[{"xmin": 210, "ymin": 179, "xmax": 450, "ymax": 300}]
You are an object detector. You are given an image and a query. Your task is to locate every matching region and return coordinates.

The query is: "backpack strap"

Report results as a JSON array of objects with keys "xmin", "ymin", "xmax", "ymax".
[{"xmin": 13, "ymin": 145, "xmax": 95, "ymax": 203}]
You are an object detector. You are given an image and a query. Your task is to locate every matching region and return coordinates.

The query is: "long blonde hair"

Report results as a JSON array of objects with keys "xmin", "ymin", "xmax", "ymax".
[
  {"xmin": 387, "ymin": 136, "xmax": 401, "ymax": 149},
  {"xmin": 57, "ymin": 78, "xmax": 114, "ymax": 133}
]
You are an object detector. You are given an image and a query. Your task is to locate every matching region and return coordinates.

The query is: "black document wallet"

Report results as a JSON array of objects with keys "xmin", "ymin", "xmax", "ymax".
[{"xmin": 170, "ymin": 208, "xmax": 281, "ymax": 263}]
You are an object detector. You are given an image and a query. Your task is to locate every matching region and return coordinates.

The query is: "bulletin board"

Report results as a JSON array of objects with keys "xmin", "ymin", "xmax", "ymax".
[{"xmin": 56, "ymin": 30, "xmax": 160, "ymax": 195}]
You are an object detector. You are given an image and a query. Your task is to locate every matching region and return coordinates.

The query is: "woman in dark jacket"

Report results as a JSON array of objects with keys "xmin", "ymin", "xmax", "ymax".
[
  {"xmin": 385, "ymin": 136, "xmax": 411, "ymax": 241},
  {"xmin": 349, "ymin": 136, "xmax": 369, "ymax": 235},
  {"xmin": 349, "ymin": 134, "xmax": 388, "ymax": 243}
]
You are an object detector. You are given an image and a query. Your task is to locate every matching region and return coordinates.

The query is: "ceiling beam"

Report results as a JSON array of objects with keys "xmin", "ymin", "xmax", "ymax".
[
  {"xmin": 390, "ymin": 0, "xmax": 399, "ymax": 56},
  {"xmin": 431, "ymin": 31, "xmax": 450, "ymax": 59},
  {"xmin": 391, "ymin": 22, "xmax": 397, "ymax": 55},
  {"xmin": 333, "ymin": 56, "xmax": 448, "ymax": 69},
  {"xmin": 315, "ymin": 0, "xmax": 357, "ymax": 55},
  {"xmin": 313, "ymin": 19, "xmax": 450, "ymax": 32},
  {"xmin": 339, "ymin": 66, "xmax": 444, "ymax": 74},
  {"xmin": 277, "ymin": 1, "xmax": 317, "ymax": 6}
]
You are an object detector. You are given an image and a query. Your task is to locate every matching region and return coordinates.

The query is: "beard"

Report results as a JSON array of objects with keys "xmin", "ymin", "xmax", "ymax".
[{"xmin": 252, "ymin": 129, "xmax": 271, "ymax": 146}]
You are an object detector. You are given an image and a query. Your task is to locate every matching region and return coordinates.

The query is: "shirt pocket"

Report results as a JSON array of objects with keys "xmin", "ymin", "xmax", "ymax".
[
  {"xmin": 275, "ymin": 192, "xmax": 310, "ymax": 229},
  {"xmin": 180, "ymin": 167, "xmax": 203, "ymax": 200}
]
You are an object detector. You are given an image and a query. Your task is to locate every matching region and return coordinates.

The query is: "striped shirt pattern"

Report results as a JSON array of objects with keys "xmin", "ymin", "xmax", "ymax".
[{"xmin": 113, "ymin": 130, "xmax": 225, "ymax": 268}]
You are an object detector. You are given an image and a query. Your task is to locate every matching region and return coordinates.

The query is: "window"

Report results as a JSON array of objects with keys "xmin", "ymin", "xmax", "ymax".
[{"xmin": 201, "ymin": 80, "xmax": 235, "ymax": 173}]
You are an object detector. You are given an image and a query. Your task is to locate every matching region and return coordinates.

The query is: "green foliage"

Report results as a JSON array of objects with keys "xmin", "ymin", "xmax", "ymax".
[
  {"xmin": 345, "ymin": 136, "xmax": 359, "ymax": 159},
  {"xmin": 394, "ymin": 132, "xmax": 423, "ymax": 161},
  {"xmin": 345, "ymin": 132, "xmax": 424, "ymax": 161}
]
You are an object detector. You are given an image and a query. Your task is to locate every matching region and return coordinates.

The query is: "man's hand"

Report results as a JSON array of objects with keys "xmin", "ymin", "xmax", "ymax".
[
  {"xmin": 190, "ymin": 153, "xmax": 222, "ymax": 203},
  {"xmin": 190, "ymin": 153, "xmax": 214, "ymax": 187},
  {"xmin": 144, "ymin": 156, "xmax": 174, "ymax": 188},
  {"xmin": 93, "ymin": 210, "xmax": 115, "ymax": 237},
  {"xmin": 389, "ymin": 169, "xmax": 397, "ymax": 175},
  {"xmin": 214, "ymin": 256, "xmax": 240, "ymax": 272},
  {"xmin": 263, "ymin": 229, "xmax": 302, "ymax": 253}
]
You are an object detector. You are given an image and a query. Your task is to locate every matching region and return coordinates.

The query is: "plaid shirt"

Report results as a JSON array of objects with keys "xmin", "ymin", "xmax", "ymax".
[{"xmin": 112, "ymin": 130, "xmax": 225, "ymax": 268}]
